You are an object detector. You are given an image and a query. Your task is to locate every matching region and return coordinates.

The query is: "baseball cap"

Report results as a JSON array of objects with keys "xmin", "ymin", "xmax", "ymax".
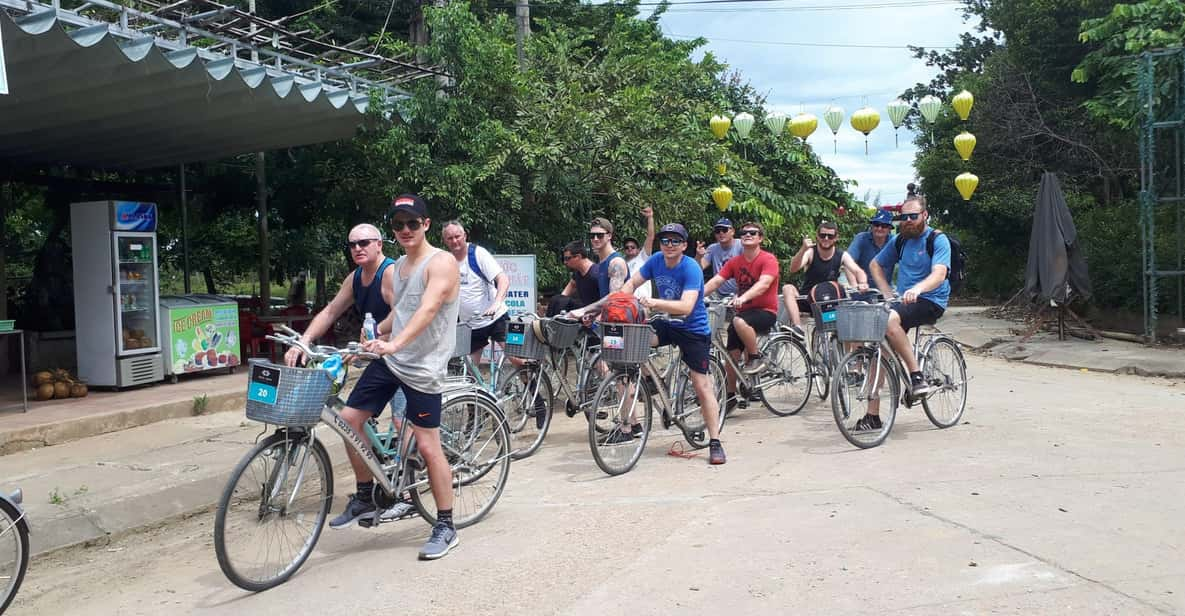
[
  {"xmin": 589, "ymin": 217, "xmax": 614, "ymax": 235},
  {"xmin": 657, "ymin": 223, "xmax": 688, "ymax": 241},
  {"xmin": 388, "ymin": 194, "xmax": 428, "ymax": 219},
  {"xmin": 869, "ymin": 209, "xmax": 894, "ymax": 225},
  {"xmin": 714, "ymin": 217, "xmax": 733, "ymax": 229}
]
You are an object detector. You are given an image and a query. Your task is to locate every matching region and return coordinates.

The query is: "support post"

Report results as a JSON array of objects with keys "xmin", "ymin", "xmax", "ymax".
[
  {"xmin": 256, "ymin": 152, "xmax": 270, "ymax": 314},
  {"xmin": 515, "ymin": 0, "xmax": 530, "ymax": 72},
  {"xmin": 180, "ymin": 164, "xmax": 191, "ymax": 294}
]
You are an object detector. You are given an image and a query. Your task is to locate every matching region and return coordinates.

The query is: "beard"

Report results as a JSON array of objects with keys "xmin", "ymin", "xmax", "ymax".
[{"xmin": 899, "ymin": 222, "xmax": 924, "ymax": 239}]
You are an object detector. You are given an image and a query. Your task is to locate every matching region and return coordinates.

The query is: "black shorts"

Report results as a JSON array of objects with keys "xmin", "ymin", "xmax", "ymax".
[
  {"xmin": 890, "ymin": 298, "xmax": 945, "ymax": 333},
  {"xmin": 345, "ymin": 361, "xmax": 442, "ymax": 428},
  {"xmin": 469, "ymin": 313, "xmax": 509, "ymax": 354},
  {"xmin": 795, "ymin": 298, "xmax": 813, "ymax": 315},
  {"xmin": 726, "ymin": 309, "xmax": 777, "ymax": 351},
  {"xmin": 651, "ymin": 320, "xmax": 711, "ymax": 374}
]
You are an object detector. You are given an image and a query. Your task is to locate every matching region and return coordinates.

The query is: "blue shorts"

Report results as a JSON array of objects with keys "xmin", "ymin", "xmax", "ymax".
[
  {"xmin": 651, "ymin": 320, "xmax": 712, "ymax": 374},
  {"xmin": 346, "ymin": 361, "xmax": 441, "ymax": 428}
]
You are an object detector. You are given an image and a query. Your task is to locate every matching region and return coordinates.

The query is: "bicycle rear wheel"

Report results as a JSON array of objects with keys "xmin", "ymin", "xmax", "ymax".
[
  {"xmin": 0, "ymin": 498, "xmax": 29, "ymax": 614},
  {"xmin": 831, "ymin": 348, "xmax": 898, "ymax": 449},
  {"xmin": 589, "ymin": 369, "xmax": 652, "ymax": 476},
  {"xmin": 758, "ymin": 335, "xmax": 813, "ymax": 417},
  {"xmin": 214, "ymin": 431, "xmax": 332, "ymax": 592},
  {"xmin": 499, "ymin": 365, "xmax": 554, "ymax": 460},
  {"xmin": 812, "ymin": 331, "xmax": 838, "ymax": 401},
  {"xmin": 673, "ymin": 356, "xmax": 726, "ymax": 449},
  {"xmin": 410, "ymin": 395, "xmax": 511, "ymax": 528},
  {"xmin": 920, "ymin": 337, "xmax": 968, "ymax": 428}
]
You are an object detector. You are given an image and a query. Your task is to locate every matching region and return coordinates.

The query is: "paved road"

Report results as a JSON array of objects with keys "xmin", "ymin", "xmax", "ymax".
[{"xmin": 9, "ymin": 355, "xmax": 1185, "ymax": 615}]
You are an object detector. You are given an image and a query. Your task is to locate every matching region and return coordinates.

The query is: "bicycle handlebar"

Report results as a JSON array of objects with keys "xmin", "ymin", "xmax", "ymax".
[{"xmin": 267, "ymin": 325, "xmax": 381, "ymax": 362}]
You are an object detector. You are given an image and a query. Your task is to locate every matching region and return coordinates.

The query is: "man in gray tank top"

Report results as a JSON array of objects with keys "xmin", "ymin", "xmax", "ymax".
[{"xmin": 335, "ymin": 193, "xmax": 463, "ymax": 561}]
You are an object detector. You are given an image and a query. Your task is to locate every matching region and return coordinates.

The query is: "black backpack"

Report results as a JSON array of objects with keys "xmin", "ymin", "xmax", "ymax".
[{"xmin": 895, "ymin": 230, "xmax": 967, "ymax": 294}]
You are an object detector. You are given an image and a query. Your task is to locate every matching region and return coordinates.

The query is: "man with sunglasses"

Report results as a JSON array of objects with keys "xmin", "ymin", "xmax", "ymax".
[
  {"xmin": 441, "ymin": 221, "xmax": 510, "ymax": 367},
  {"xmin": 549, "ymin": 241, "xmax": 600, "ymax": 316},
  {"xmin": 780, "ymin": 221, "xmax": 868, "ymax": 339},
  {"xmin": 847, "ymin": 209, "xmax": 896, "ymax": 284},
  {"xmin": 703, "ymin": 222, "xmax": 780, "ymax": 412},
  {"xmin": 860, "ymin": 195, "xmax": 951, "ymax": 428},
  {"xmin": 588, "ymin": 217, "xmax": 630, "ymax": 302},
  {"xmin": 697, "ymin": 218, "xmax": 743, "ymax": 296}
]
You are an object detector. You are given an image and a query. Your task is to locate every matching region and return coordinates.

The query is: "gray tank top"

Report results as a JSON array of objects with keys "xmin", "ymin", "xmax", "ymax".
[{"xmin": 382, "ymin": 249, "xmax": 459, "ymax": 394}]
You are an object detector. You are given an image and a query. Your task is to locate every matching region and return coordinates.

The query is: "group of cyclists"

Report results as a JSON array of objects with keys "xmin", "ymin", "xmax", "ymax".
[{"xmin": 281, "ymin": 187, "xmax": 955, "ymax": 561}]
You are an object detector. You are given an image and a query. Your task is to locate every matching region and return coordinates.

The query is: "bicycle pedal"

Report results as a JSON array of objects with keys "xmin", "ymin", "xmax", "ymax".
[{"xmin": 565, "ymin": 401, "xmax": 578, "ymax": 418}]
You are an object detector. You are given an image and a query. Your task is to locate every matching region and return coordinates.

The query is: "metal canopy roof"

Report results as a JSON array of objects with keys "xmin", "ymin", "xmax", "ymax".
[{"xmin": 0, "ymin": 2, "xmax": 424, "ymax": 170}]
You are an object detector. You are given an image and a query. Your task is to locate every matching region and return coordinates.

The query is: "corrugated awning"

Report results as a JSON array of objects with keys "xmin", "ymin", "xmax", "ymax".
[{"xmin": 0, "ymin": 9, "xmax": 377, "ymax": 170}]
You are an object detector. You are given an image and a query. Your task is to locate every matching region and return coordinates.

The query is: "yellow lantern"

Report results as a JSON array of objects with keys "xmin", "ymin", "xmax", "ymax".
[
  {"xmin": 712, "ymin": 186, "xmax": 733, "ymax": 212},
  {"xmin": 955, "ymin": 172, "xmax": 979, "ymax": 200},
  {"xmin": 789, "ymin": 113, "xmax": 818, "ymax": 140},
  {"xmin": 716, "ymin": 161, "xmax": 727, "ymax": 176},
  {"xmin": 710, "ymin": 115, "xmax": 731, "ymax": 140},
  {"xmin": 850, "ymin": 107, "xmax": 881, "ymax": 155},
  {"xmin": 952, "ymin": 90, "xmax": 974, "ymax": 121},
  {"xmin": 953, "ymin": 131, "xmax": 976, "ymax": 161}
]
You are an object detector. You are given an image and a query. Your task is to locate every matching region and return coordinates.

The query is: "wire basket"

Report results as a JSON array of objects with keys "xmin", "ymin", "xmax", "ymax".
[
  {"xmin": 506, "ymin": 317, "xmax": 547, "ymax": 361},
  {"xmin": 776, "ymin": 295, "xmax": 790, "ymax": 325},
  {"xmin": 453, "ymin": 323, "xmax": 472, "ymax": 359},
  {"xmin": 600, "ymin": 323, "xmax": 652, "ymax": 365},
  {"xmin": 810, "ymin": 300, "xmax": 841, "ymax": 333},
  {"xmin": 541, "ymin": 318, "xmax": 581, "ymax": 350},
  {"xmin": 708, "ymin": 303, "xmax": 733, "ymax": 334},
  {"xmin": 245, "ymin": 360, "xmax": 333, "ymax": 427},
  {"xmin": 835, "ymin": 302, "xmax": 891, "ymax": 343}
]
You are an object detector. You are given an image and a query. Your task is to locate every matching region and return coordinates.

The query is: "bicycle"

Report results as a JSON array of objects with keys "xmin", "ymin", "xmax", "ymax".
[
  {"xmin": 214, "ymin": 326, "xmax": 512, "ymax": 591},
  {"xmin": 705, "ymin": 297, "xmax": 813, "ymax": 418},
  {"xmin": 586, "ymin": 313, "xmax": 729, "ymax": 476},
  {"xmin": 829, "ymin": 297, "xmax": 969, "ymax": 448},
  {"xmin": 0, "ymin": 488, "xmax": 29, "ymax": 614}
]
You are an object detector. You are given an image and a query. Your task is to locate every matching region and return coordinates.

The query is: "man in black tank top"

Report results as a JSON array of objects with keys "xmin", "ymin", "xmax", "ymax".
[{"xmin": 779, "ymin": 220, "xmax": 868, "ymax": 338}]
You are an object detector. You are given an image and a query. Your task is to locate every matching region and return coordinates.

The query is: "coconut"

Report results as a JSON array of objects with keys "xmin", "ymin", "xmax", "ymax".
[
  {"xmin": 70, "ymin": 383, "xmax": 89, "ymax": 398},
  {"xmin": 53, "ymin": 382, "xmax": 70, "ymax": 399},
  {"xmin": 34, "ymin": 371, "xmax": 54, "ymax": 386},
  {"xmin": 36, "ymin": 383, "xmax": 55, "ymax": 401}
]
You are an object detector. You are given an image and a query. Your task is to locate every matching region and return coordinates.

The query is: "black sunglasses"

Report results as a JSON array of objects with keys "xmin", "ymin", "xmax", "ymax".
[
  {"xmin": 817, "ymin": 232, "xmax": 837, "ymax": 240},
  {"xmin": 739, "ymin": 229, "xmax": 761, "ymax": 237},
  {"xmin": 713, "ymin": 227, "xmax": 731, "ymax": 234},
  {"xmin": 345, "ymin": 238, "xmax": 381, "ymax": 250},
  {"xmin": 893, "ymin": 212, "xmax": 922, "ymax": 222},
  {"xmin": 390, "ymin": 218, "xmax": 424, "ymax": 232},
  {"xmin": 588, "ymin": 231, "xmax": 607, "ymax": 240},
  {"xmin": 561, "ymin": 254, "xmax": 575, "ymax": 262},
  {"xmin": 658, "ymin": 237, "xmax": 685, "ymax": 246},
  {"xmin": 872, "ymin": 223, "xmax": 893, "ymax": 229}
]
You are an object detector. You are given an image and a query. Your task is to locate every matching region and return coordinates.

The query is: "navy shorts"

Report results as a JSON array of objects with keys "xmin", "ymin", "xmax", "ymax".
[
  {"xmin": 726, "ymin": 309, "xmax": 776, "ymax": 351},
  {"xmin": 469, "ymin": 313, "xmax": 509, "ymax": 354},
  {"xmin": 890, "ymin": 298, "xmax": 944, "ymax": 333},
  {"xmin": 345, "ymin": 361, "xmax": 442, "ymax": 428},
  {"xmin": 651, "ymin": 320, "xmax": 712, "ymax": 374}
]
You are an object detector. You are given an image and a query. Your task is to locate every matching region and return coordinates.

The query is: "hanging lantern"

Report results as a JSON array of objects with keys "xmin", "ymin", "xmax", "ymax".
[
  {"xmin": 733, "ymin": 112, "xmax": 755, "ymax": 140},
  {"xmin": 887, "ymin": 99, "xmax": 910, "ymax": 148},
  {"xmin": 918, "ymin": 95, "xmax": 942, "ymax": 124},
  {"xmin": 764, "ymin": 112, "xmax": 787, "ymax": 136},
  {"xmin": 952, "ymin": 90, "xmax": 974, "ymax": 121},
  {"xmin": 710, "ymin": 115, "xmax": 731, "ymax": 140},
  {"xmin": 850, "ymin": 107, "xmax": 881, "ymax": 155},
  {"xmin": 955, "ymin": 172, "xmax": 979, "ymax": 200},
  {"xmin": 790, "ymin": 113, "xmax": 818, "ymax": 140},
  {"xmin": 823, "ymin": 105, "xmax": 844, "ymax": 154},
  {"xmin": 837, "ymin": 205, "xmax": 847, "ymax": 217},
  {"xmin": 712, "ymin": 185, "xmax": 733, "ymax": 211},
  {"xmin": 953, "ymin": 131, "xmax": 976, "ymax": 161},
  {"xmin": 716, "ymin": 161, "xmax": 727, "ymax": 176}
]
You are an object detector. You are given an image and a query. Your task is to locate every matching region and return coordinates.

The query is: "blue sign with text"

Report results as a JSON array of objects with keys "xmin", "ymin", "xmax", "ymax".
[{"xmin": 112, "ymin": 202, "xmax": 157, "ymax": 232}]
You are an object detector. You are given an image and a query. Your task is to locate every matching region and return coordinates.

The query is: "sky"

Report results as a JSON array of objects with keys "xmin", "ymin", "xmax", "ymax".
[{"xmin": 636, "ymin": 0, "xmax": 980, "ymax": 206}]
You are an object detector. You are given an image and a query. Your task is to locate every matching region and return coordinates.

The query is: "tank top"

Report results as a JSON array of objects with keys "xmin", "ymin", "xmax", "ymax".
[
  {"xmin": 381, "ymin": 249, "xmax": 460, "ymax": 394},
  {"xmin": 803, "ymin": 247, "xmax": 843, "ymax": 290},
  {"xmin": 596, "ymin": 251, "xmax": 623, "ymax": 298},
  {"xmin": 352, "ymin": 257, "xmax": 395, "ymax": 321},
  {"xmin": 572, "ymin": 263, "xmax": 600, "ymax": 307}
]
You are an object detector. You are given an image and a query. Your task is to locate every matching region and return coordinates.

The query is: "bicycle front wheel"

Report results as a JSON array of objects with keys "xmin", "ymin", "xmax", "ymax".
[
  {"xmin": 214, "ymin": 431, "xmax": 333, "ymax": 592},
  {"xmin": 831, "ymin": 348, "xmax": 898, "ymax": 449},
  {"xmin": 759, "ymin": 336, "xmax": 813, "ymax": 416},
  {"xmin": 410, "ymin": 395, "xmax": 511, "ymax": 528},
  {"xmin": 499, "ymin": 365, "xmax": 554, "ymax": 460},
  {"xmin": 0, "ymin": 498, "xmax": 29, "ymax": 614},
  {"xmin": 812, "ymin": 331, "xmax": 838, "ymax": 401},
  {"xmin": 920, "ymin": 337, "xmax": 968, "ymax": 428},
  {"xmin": 589, "ymin": 369, "xmax": 652, "ymax": 476},
  {"xmin": 673, "ymin": 356, "xmax": 726, "ymax": 449}
]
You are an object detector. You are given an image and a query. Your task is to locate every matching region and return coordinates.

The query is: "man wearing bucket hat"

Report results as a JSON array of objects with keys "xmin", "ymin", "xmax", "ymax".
[{"xmin": 847, "ymin": 209, "xmax": 896, "ymax": 283}]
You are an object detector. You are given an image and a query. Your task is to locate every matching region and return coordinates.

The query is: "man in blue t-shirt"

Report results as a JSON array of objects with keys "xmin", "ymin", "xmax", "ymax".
[
  {"xmin": 864, "ymin": 195, "xmax": 951, "ymax": 431},
  {"xmin": 848, "ymin": 209, "xmax": 895, "ymax": 282}
]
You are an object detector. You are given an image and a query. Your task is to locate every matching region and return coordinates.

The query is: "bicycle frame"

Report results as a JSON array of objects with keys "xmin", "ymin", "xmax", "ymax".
[{"xmin": 856, "ymin": 326, "xmax": 945, "ymax": 403}]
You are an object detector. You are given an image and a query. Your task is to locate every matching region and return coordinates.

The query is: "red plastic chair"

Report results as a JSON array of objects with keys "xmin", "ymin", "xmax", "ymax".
[
  {"xmin": 280, "ymin": 305, "xmax": 312, "ymax": 334},
  {"xmin": 238, "ymin": 311, "xmax": 275, "ymax": 360}
]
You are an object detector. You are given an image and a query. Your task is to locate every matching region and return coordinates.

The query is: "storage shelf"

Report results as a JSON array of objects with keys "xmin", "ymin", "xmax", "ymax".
[{"xmin": 121, "ymin": 307, "xmax": 152, "ymax": 313}]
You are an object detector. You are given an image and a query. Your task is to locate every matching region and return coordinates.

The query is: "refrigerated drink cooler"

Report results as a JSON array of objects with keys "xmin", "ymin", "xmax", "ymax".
[{"xmin": 71, "ymin": 201, "xmax": 164, "ymax": 388}]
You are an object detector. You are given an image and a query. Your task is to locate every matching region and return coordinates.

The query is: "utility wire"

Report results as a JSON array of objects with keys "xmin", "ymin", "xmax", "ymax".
[{"xmin": 666, "ymin": 33, "xmax": 958, "ymax": 49}]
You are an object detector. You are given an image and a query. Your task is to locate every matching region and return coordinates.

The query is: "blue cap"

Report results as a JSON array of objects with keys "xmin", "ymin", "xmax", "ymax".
[
  {"xmin": 869, "ymin": 209, "xmax": 894, "ymax": 225},
  {"xmin": 713, "ymin": 218, "xmax": 733, "ymax": 229},
  {"xmin": 657, "ymin": 223, "xmax": 688, "ymax": 241}
]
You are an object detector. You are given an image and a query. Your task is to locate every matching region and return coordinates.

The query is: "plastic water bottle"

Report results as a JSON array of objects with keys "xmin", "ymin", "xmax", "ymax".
[{"xmin": 363, "ymin": 312, "xmax": 377, "ymax": 341}]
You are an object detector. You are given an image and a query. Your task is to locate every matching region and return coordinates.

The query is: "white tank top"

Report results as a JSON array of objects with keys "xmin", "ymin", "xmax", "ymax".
[{"xmin": 382, "ymin": 249, "xmax": 459, "ymax": 394}]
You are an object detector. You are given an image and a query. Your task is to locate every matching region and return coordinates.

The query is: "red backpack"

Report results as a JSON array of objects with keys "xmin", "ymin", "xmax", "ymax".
[{"xmin": 601, "ymin": 292, "xmax": 645, "ymax": 324}]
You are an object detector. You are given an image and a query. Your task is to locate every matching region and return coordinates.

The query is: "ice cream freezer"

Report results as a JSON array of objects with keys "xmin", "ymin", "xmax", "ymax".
[{"xmin": 159, "ymin": 295, "xmax": 242, "ymax": 382}]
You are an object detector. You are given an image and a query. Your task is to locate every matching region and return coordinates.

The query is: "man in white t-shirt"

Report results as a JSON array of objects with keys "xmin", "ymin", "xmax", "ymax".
[
  {"xmin": 620, "ymin": 206, "xmax": 656, "ymax": 299},
  {"xmin": 441, "ymin": 221, "xmax": 510, "ymax": 366}
]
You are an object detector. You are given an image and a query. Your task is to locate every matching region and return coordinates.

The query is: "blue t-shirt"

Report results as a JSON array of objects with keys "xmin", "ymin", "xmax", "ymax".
[
  {"xmin": 639, "ymin": 253, "xmax": 710, "ymax": 335},
  {"xmin": 874, "ymin": 228, "xmax": 951, "ymax": 309},
  {"xmin": 847, "ymin": 230, "xmax": 895, "ymax": 280},
  {"xmin": 706, "ymin": 241, "xmax": 743, "ymax": 295}
]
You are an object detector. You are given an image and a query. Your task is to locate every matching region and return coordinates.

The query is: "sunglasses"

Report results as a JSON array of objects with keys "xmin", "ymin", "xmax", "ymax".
[
  {"xmin": 739, "ymin": 229, "xmax": 761, "ymax": 237},
  {"xmin": 714, "ymin": 227, "xmax": 731, "ymax": 234},
  {"xmin": 345, "ymin": 238, "xmax": 381, "ymax": 250},
  {"xmin": 588, "ymin": 232, "xmax": 607, "ymax": 240},
  {"xmin": 561, "ymin": 254, "xmax": 575, "ymax": 262},
  {"xmin": 817, "ymin": 233, "xmax": 837, "ymax": 240},
  {"xmin": 658, "ymin": 237, "xmax": 685, "ymax": 246},
  {"xmin": 390, "ymin": 218, "xmax": 424, "ymax": 232},
  {"xmin": 893, "ymin": 212, "xmax": 922, "ymax": 222},
  {"xmin": 872, "ymin": 223, "xmax": 893, "ymax": 229}
]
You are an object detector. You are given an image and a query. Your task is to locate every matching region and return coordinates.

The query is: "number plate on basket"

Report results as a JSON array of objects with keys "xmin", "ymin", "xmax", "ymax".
[
  {"xmin": 507, "ymin": 321, "xmax": 526, "ymax": 345},
  {"xmin": 248, "ymin": 364, "xmax": 280, "ymax": 405},
  {"xmin": 602, "ymin": 324, "xmax": 625, "ymax": 350},
  {"xmin": 821, "ymin": 310, "xmax": 837, "ymax": 323}
]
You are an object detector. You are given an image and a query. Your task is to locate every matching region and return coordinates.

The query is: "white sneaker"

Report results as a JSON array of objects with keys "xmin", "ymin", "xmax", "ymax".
[{"xmin": 378, "ymin": 501, "xmax": 416, "ymax": 522}]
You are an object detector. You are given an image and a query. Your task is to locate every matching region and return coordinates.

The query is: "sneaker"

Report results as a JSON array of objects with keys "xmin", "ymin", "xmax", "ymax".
[
  {"xmin": 708, "ymin": 441, "xmax": 726, "ymax": 465},
  {"xmin": 377, "ymin": 501, "xmax": 416, "ymax": 523},
  {"xmin": 328, "ymin": 493, "xmax": 377, "ymax": 529},
  {"xmin": 742, "ymin": 353, "xmax": 766, "ymax": 375},
  {"xmin": 853, "ymin": 414, "xmax": 882, "ymax": 432},
  {"xmin": 909, "ymin": 371, "xmax": 933, "ymax": 397},
  {"xmin": 789, "ymin": 324, "xmax": 805, "ymax": 340},
  {"xmin": 631, "ymin": 423, "xmax": 644, "ymax": 438},
  {"xmin": 604, "ymin": 428, "xmax": 634, "ymax": 444},
  {"xmin": 844, "ymin": 371, "xmax": 864, "ymax": 387},
  {"xmin": 418, "ymin": 522, "xmax": 459, "ymax": 560}
]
